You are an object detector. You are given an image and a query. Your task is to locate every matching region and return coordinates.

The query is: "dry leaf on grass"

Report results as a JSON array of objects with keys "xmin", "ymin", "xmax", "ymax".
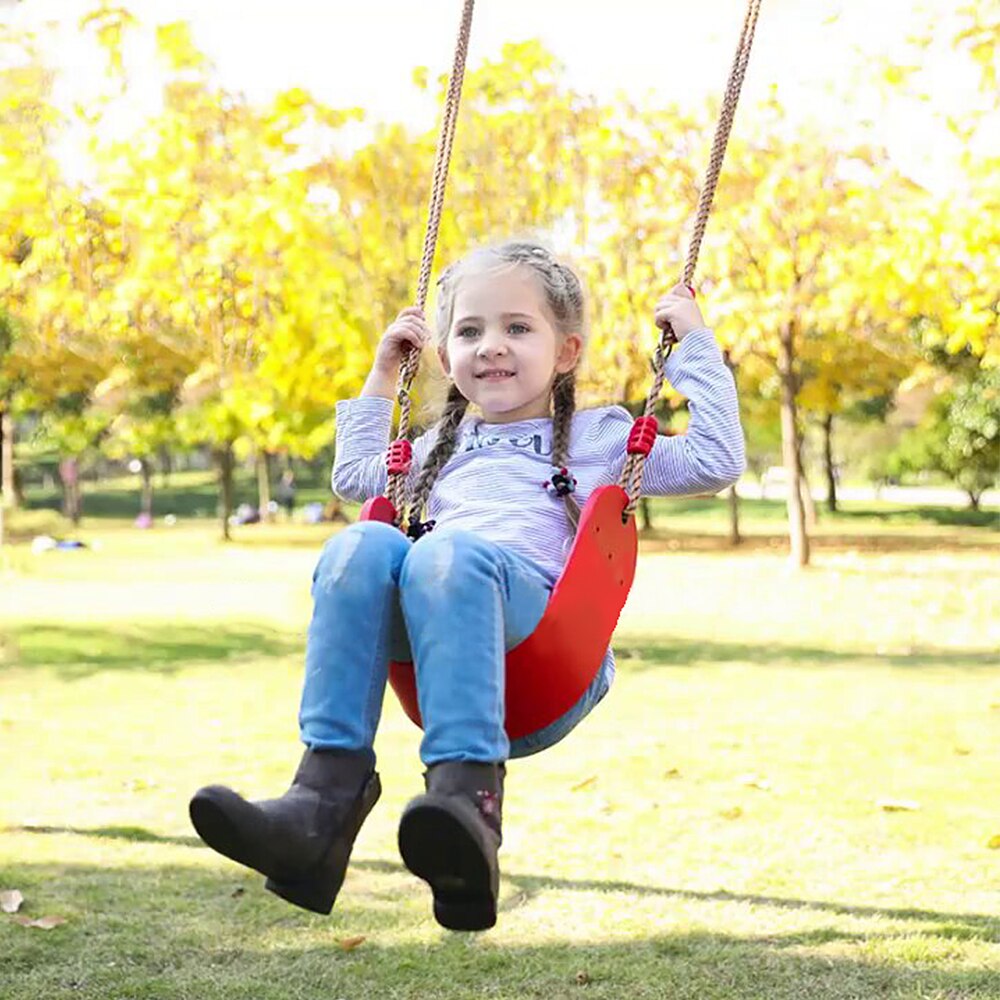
[
  {"xmin": 877, "ymin": 798, "xmax": 920, "ymax": 812},
  {"xmin": 13, "ymin": 915, "xmax": 66, "ymax": 930},
  {"xmin": 987, "ymin": 835, "xmax": 1000, "ymax": 850},
  {"xmin": 739, "ymin": 773, "xmax": 772, "ymax": 791},
  {"xmin": 571, "ymin": 775, "xmax": 597, "ymax": 792},
  {"xmin": 719, "ymin": 807, "xmax": 744, "ymax": 820},
  {"xmin": 338, "ymin": 936, "xmax": 366, "ymax": 951},
  {"xmin": 664, "ymin": 768, "xmax": 682, "ymax": 779},
  {"xmin": 1, "ymin": 890, "xmax": 24, "ymax": 914}
]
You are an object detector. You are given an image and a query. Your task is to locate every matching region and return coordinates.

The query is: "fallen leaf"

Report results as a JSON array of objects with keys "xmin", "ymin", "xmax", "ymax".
[
  {"xmin": 13, "ymin": 915, "xmax": 66, "ymax": 930},
  {"xmin": 954, "ymin": 747, "xmax": 972, "ymax": 756},
  {"xmin": 571, "ymin": 776, "xmax": 597, "ymax": 792},
  {"xmin": 1, "ymin": 890, "xmax": 24, "ymax": 914},
  {"xmin": 739, "ymin": 773, "xmax": 771, "ymax": 791},
  {"xmin": 663, "ymin": 768, "xmax": 682, "ymax": 779},
  {"xmin": 720, "ymin": 807, "xmax": 743, "ymax": 820},
  {"xmin": 230, "ymin": 887, "xmax": 245, "ymax": 898},
  {"xmin": 877, "ymin": 798, "xmax": 920, "ymax": 812},
  {"xmin": 338, "ymin": 935, "xmax": 366, "ymax": 951},
  {"xmin": 987, "ymin": 835, "xmax": 1000, "ymax": 850}
]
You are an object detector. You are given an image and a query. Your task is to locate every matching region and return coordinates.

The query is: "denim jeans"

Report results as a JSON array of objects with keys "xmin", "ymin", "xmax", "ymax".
[{"xmin": 299, "ymin": 520, "xmax": 610, "ymax": 765}]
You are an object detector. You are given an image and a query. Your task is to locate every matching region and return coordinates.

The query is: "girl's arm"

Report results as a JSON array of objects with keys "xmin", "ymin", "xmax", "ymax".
[
  {"xmin": 332, "ymin": 307, "xmax": 434, "ymax": 502},
  {"xmin": 634, "ymin": 326, "xmax": 745, "ymax": 497},
  {"xmin": 590, "ymin": 326, "xmax": 745, "ymax": 497},
  {"xmin": 331, "ymin": 397, "xmax": 436, "ymax": 502}
]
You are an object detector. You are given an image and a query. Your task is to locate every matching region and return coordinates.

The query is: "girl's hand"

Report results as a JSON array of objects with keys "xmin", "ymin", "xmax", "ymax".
[
  {"xmin": 654, "ymin": 284, "xmax": 705, "ymax": 343},
  {"xmin": 373, "ymin": 307, "xmax": 431, "ymax": 375}
]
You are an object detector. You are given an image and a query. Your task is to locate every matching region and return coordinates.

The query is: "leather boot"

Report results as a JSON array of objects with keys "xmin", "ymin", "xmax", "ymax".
[
  {"xmin": 189, "ymin": 747, "xmax": 380, "ymax": 914},
  {"xmin": 397, "ymin": 760, "xmax": 505, "ymax": 931}
]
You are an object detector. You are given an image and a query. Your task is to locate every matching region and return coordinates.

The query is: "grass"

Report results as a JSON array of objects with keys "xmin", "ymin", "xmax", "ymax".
[{"xmin": 1, "ymin": 508, "xmax": 999, "ymax": 998}]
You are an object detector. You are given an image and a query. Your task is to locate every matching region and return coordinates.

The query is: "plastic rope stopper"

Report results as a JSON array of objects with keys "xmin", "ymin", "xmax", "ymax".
[
  {"xmin": 627, "ymin": 416, "xmax": 658, "ymax": 456},
  {"xmin": 387, "ymin": 439, "xmax": 413, "ymax": 475}
]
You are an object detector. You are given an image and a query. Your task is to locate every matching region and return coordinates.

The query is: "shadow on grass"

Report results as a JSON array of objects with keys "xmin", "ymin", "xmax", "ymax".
[
  {"xmin": 11, "ymin": 828, "xmax": 1000, "ymax": 938},
  {"xmin": 834, "ymin": 505, "xmax": 998, "ymax": 530},
  {"xmin": 2, "ymin": 857, "xmax": 997, "ymax": 1000},
  {"xmin": 0, "ymin": 622, "xmax": 303, "ymax": 678},
  {"xmin": 613, "ymin": 636, "xmax": 998, "ymax": 672},
  {"xmin": 638, "ymin": 530, "xmax": 997, "ymax": 554}
]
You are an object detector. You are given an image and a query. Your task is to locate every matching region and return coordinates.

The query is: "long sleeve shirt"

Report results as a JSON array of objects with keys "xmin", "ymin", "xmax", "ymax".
[{"xmin": 332, "ymin": 325, "xmax": 746, "ymax": 688}]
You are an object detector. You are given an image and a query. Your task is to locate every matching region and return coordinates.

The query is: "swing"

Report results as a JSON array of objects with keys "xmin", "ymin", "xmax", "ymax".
[{"xmin": 359, "ymin": 0, "xmax": 762, "ymax": 741}]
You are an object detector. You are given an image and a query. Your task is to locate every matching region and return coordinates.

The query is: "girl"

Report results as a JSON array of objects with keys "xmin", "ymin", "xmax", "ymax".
[{"xmin": 189, "ymin": 240, "xmax": 746, "ymax": 932}]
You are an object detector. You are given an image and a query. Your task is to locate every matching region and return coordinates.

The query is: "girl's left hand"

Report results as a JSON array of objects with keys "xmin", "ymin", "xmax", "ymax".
[{"xmin": 654, "ymin": 284, "xmax": 705, "ymax": 342}]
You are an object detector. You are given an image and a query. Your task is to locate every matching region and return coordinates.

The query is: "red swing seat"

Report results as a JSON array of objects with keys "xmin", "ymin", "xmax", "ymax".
[{"xmin": 359, "ymin": 484, "xmax": 637, "ymax": 740}]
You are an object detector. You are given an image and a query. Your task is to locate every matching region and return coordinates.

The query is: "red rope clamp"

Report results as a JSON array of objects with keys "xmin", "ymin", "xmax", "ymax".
[
  {"xmin": 387, "ymin": 438, "xmax": 413, "ymax": 475},
  {"xmin": 626, "ymin": 416, "xmax": 658, "ymax": 456}
]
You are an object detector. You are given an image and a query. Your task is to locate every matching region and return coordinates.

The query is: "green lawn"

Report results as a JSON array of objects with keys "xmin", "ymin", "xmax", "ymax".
[{"xmin": 1, "ymin": 514, "xmax": 999, "ymax": 999}]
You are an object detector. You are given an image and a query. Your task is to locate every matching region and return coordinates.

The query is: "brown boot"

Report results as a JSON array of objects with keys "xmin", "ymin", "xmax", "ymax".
[
  {"xmin": 189, "ymin": 747, "xmax": 380, "ymax": 914},
  {"xmin": 397, "ymin": 761, "xmax": 504, "ymax": 931}
]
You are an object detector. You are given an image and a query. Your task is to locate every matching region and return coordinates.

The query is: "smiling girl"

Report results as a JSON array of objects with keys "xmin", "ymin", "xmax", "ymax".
[{"xmin": 190, "ymin": 240, "xmax": 746, "ymax": 932}]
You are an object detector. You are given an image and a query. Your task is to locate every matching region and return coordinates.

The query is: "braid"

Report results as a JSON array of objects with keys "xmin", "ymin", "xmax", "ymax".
[
  {"xmin": 405, "ymin": 382, "xmax": 469, "ymax": 530},
  {"xmin": 551, "ymin": 371, "xmax": 581, "ymax": 534}
]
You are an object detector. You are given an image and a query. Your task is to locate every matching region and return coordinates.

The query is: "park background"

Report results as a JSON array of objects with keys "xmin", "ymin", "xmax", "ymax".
[{"xmin": 1, "ymin": 1, "xmax": 998, "ymax": 998}]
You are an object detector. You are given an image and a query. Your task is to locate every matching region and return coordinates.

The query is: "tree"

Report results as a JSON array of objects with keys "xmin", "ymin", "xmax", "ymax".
[{"xmin": 890, "ymin": 365, "xmax": 999, "ymax": 509}]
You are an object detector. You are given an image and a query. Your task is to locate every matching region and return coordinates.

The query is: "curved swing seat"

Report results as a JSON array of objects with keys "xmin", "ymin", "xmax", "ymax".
[{"xmin": 359, "ymin": 485, "xmax": 637, "ymax": 740}]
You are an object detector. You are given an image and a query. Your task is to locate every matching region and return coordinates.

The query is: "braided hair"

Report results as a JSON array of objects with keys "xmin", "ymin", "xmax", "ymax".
[{"xmin": 405, "ymin": 240, "xmax": 588, "ymax": 536}]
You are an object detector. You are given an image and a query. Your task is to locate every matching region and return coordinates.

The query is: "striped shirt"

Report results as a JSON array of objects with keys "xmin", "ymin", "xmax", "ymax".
[{"xmin": 332, "ymin": 326, "xmax": 746, "ymax": 688}]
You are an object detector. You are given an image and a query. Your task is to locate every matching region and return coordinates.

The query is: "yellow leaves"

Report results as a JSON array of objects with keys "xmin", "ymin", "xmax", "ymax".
[
  {"xmin": 881, "ymin": 63, "xmax": 921, "ymax": 88},
  {"xmin": 155, "ymin": 22, "xmax": 205, "ymax": 73}
]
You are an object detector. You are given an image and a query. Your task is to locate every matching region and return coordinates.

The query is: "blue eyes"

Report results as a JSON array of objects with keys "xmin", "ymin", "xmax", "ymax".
[{"xmin": 456, "ymin": 323, "xmax": 529, "ymax": 339}]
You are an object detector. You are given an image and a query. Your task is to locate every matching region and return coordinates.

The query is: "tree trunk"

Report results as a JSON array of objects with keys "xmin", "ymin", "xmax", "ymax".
[
  {"xmin": 257, "ymin": 449, "xmax": 273, "ymax": 522},
  {"xmin": 967, "ymin": 491, "xmax": 981, "ymax": 511},
  {"xmin": 59, "ymin": 456, "xmax": 82, "ymax": 526},
  {"xmin": 797, "ymin": 440, "xmax": 818, "ymax": 532},
  {"xmin": 822, "ymin": 411, "xmax": 838, "ymax": 513},
  {"xmin": 0, "ymin": 402, "xmax": 18, "ymax": 512},
  {"xmin": 217, "ymin": 444, "xmax": 234, "ymax": 542},
  {"xmin": 140, "ymin": 458, "xmax": 154, "ymax": 517},
  {"xmin": 158, "ymin": 446, "xmax": 173, "ymax": 488},
  {"xmin": 778, "ymin": 321, "xmax": 810, "ymax": 567},
  {"xmin": 638, "ymin": 496, "xmax": 653, "ymax": 533},
  {"xmin": 727, "ymin": 483, "xmax": 742, "ymax": 546}
]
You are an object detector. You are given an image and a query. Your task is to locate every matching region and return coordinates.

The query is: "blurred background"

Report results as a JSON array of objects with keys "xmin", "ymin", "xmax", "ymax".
[
  {"xmin": 0, "ymin": 0, "xmax": 995, "ymax": 551},
  {"xmin": 1, "ymin": 5, "xmax": 998, "ymax": 998}
]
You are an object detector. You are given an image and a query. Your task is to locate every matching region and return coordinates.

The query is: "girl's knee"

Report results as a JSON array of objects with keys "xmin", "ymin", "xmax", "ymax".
[
  {"xmin": 399, "ymin": 530, "xmax": 497, "ymax": 591},
  {"xmin": 314, "ymin": 520, "xmax": 410, "ymax": 587}
]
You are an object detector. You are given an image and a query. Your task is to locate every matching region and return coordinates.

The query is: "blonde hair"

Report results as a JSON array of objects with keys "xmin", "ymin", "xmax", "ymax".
[{"xmin": 406, "ymin": 240, "xmax": 589, "ymax": 534}]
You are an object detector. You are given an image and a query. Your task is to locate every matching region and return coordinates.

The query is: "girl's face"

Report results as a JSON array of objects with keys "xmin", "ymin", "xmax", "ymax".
[{"xmin": 439, "ymin": 266, "xmax": 582, "ymax": 423}]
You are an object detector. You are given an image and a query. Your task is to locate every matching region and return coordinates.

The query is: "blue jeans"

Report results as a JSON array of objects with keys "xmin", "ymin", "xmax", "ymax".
[{"xmin": 299, "ymin": 521, "xmax": 609, "ymax": 765}]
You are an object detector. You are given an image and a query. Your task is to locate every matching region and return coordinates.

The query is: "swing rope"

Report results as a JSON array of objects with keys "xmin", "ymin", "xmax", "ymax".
[
  {"xmin": 382, "ymin": 0, "xmax": 762, "ymax": 529},
  {"xmin": 386, "ymin": 0, "xmax": 476, "ymax": 524},
  {"xmin": 620, "ymin": 0, "xmax": 762, "ymax": 517}
]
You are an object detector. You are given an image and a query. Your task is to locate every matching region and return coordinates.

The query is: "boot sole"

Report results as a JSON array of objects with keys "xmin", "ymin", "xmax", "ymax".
[
  {"xmin": 189, "ymin": 771, "xmax": 381, "ymax": 915},
  {"xmin": 397, "ymin": 800, "xmax": 497, "ymax": 931}
]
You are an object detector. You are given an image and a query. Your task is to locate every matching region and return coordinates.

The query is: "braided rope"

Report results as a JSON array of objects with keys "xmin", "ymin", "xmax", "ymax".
[
  {"xmin": 621, "ymin": 0, "xmax": 762, "ymax": 517},
  {"xmin": 386, "ymin": 0, "xmax": 476, "ymax": 521}
]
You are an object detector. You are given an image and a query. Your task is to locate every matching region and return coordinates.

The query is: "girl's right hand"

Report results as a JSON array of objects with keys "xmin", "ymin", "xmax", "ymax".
[{"xmin": 373, "ymin": 307, "xmax": 431, "ymax": 374}]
